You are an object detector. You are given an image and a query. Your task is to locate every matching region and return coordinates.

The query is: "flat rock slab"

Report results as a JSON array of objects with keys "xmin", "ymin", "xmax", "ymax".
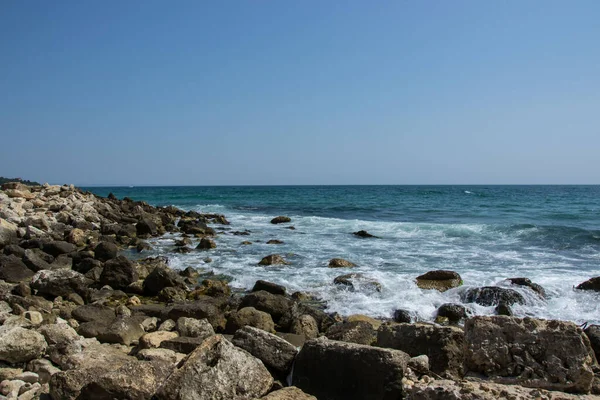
[
  {"xmin": 293, "ymin": 337, "xmax": 410, "ymax": 400},
  {"xmin": 464, "ymin": 316, "xmax": 596, "ymax": 394},
  {"xmin": 232, "ymin": 326, "xmax": 298, "ymax": 376}
]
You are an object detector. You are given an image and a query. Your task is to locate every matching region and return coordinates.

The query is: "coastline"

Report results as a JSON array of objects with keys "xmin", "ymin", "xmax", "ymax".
[{"xmin": 1, "ymin": 181, "xmax": 600, "ymax": 398}]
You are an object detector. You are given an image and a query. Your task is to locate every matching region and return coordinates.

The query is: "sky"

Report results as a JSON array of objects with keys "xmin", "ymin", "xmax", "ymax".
[{"xmin": 1, "ymin": 1, "xmax": 599, "ymax": 186}]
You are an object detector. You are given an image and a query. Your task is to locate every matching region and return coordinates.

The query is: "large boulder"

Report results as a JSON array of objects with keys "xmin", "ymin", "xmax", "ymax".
[
  {"xmin": 176, "ymin": 317, "xmax": 215, "ymax": 338},
  {"xmin": 94, "ymin": 241, "xmax": 119, "ymax": 262},
  {"xmin": 196, "ymin": 238, "xmax": 216, "ymax": 250},
  {"xmin": 239, "ymin": 290, "xmax": 293, "ymax": 327},
  {"xmin": 226, "ymin": 307, "xmax": 275, "ymax": 334},
  {"xmin": 0, "ymin": 218, "xmax": 18, "ymax": 247},
  {"xmin": 143, "ymin": 263, "xmax": 186, "ymax": 296},
  {"xmin": 377, "ymin": 322, "xmax": 465, "ymax": 378},
  {"xmin": 576, "ymin": 277, "xmax": 600, "ymax": 292},
  {"xmin": 584, "ymin": 324, "xmax": 600, "ymax": 362},
  {"xmin": 293, "ymin": 337, "xmax": 410, "ymax": 400},
  {"xmin": 155, "ymin": 335, "xmax": 273, "ymax": 400},
  {"xmin": 165, "ymin": 298, "xmax": 227, "ymax": 331},
  {"xmin": 436, "ymin": 303, "xmax": 468, "ymax": 324},
  {"xmin": 252, "ymin": 280, "xmax": 286, "ymax": 295},
  {"xmin": 0, "ymin": 326, "xmax": 47, "ymax": 363},
  {"xmin": 72, "ymin": 303, "xmax": 116, "ymax": 324},
  {"xmin": 461, "ymin": 286, "xmax": 525, "ymax": 306},
  {"xmin": 136, "ymin": 218, "xmax": 157, "ymax": 237},
  {"xmin": 232, "ymin": 326, "xmax": 298, "ymax": 376},
  {"xmin": 31, "ymin": 269, "xmax": 91, "ymax": 298},
  {"xmin": 415, "ymin": 270, "xmax": 462, "ymax": 292},
  {"xmin": 42, "ymin": 240, "xmax": 77, "ymax": 257},
  {"xmin": 464, "ymin": 316, "xmax": 596, "ymax": 393},
  {"xmin": 325, "ymin": 321, "xmax": 376, "ymax": 345},
  {"xmin": 22, "ymin": 248, "xmax": 53, "ymax": 271},
  {"xmin": 0, "ymin": 254, "xmax": 35, "ymax": 283},
  {"xmin": 271, "ymin": 216, "xmax": 291, "ymax": 224},
  {"xmin": 99, "ymin": 256, "xmax": 139, "ymax": 289},
  {"xmin": 96, "ymin": 317, "xmax": 146, "ymax": 345}
]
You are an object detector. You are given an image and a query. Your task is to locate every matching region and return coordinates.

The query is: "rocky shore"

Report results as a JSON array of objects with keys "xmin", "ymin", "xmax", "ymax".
[{"xmin": 1, "ymin": 181, "xmax": 600, "ymax": 399}]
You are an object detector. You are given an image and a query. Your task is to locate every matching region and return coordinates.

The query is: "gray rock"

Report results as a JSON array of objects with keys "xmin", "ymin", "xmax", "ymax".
[
  {"xmin": 30, "ymin": 269, "xmax": 91, "ymax": 298},
  {"xmin": 42, "ymin": 240, "xmax": 77, "ymax": 257},
  {"xmin": 71, "ymin": 303, "xmax": 116, "ymax": 323},
  {"xmin": 293, "ymin": 337, "xmax": 410, "ymax": 400},
  {"xmin": 239, "ymin": 290, "xmax": 293, "ymax": 326},
  {"xmin": 226, "ymin": 307, "xmax": 275, "ymax": 334},
  {"xmin": 155, "ymin": 335, "xmax": 273, "ymax": 400},
  {"xmin": 99, "ymin": 256, "xmax": 139, "ymax": 290},
  {"xmin": 0, "ymin": 326, "xmax": 47, "ymax": 363},
  {"xmin": 94, "ymin": 241, "xmax": 118, "ymax": 262},
  {"xmin": 96, "ymin": 316, "xmax": 145, "ymax": 345},
  {"xmin": 22, "ymin": 248, "xmax": 53, "ymax": 272},
  {"xmin": 176, "ymin": 317, "xmax": 215, "ymax": 338},
  {"xmin": 232, "ymin": 326, "xmax": 298, "ymax": 376},
  {"xmin": 462, "ymin": 286, "xmax": 525, "ymax": 306},
  {"xmin": 165, "ymin": 298, "xmax": 227, "ymax": 331},
  {"xmin": 260, "ymin": 387, "xmax": 316, "ymax": 400},
  {"xmin": 159, "ymin": 336, "xmax": 205, "ymax": 354},
  {"xmin": 143, "ymin": 263, "xmax": 186, "ymax": 296},
  {"xmin": 326, "ymin": 321, "xmax": 376, "ymax": 345},
  {"xmin": 0, "ymin": 254, "xmax": 35, "ymax": 283}
]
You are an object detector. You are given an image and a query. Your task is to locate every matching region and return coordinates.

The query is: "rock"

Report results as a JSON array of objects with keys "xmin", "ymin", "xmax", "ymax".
[
  {"xmin": 328, "ymin": 258, "xmax": 356, "ymax": 268},
  {"xmin": 377, "ymin": 322, "xmax": 465, "ymax": 378},
  {"xmin": 178, "ymin": 220, "xmax": 215, "ymax": 236},
  {"xmin": 23, "ymin": 310, "xmax": 43, "ymax": 325},
  {"xmin": 290, "ymin": 314, "xmax": 319, "ymax": 339},
  {"xmin": 495, "ymin": 302, "xmax": 513, "ymax": 316},
  {"xmin": 71, "ymin": 303, "xmax": 116, "ymax": 323},
  {"xmin": 576, "ymin": 277, "xmax": 600, "ymax": 292},
  {"xmin": 408, "ymin": 354, "xmax": 430, "ymax": 374},
  {"xmin": 191, "ymin": 279, "xmax": 231, "ymax": 298},
  {"xmin": 293, "ymin": 337, "xmax": 410, "ymax": 400},
  {"xmin": 226, "ymin": 307, "xmax": 275, "ymax": 334},
  {"xmin": 239, "ymin": 291, "xmax": 293, "ymax": 326},
  {"xmin": 0, "ymin": 218, "xmax": 18, "ymax": 247},
  {"xmin": 67, "ymin": 228, "xmax": 87, "ymax": 246},
  {"xmin": 436, "ymin": 303, "xmax": 467, "ymax": 323},
  {"xmin": 139, "ymin": 331, "xmax": 179, "ymax": 349},
  {"xmin": 196, "ymin": 238, "xmax": 216, "ymax": 250},
  {"xmin": 260, "ymin": 387, "xmax": 317, "ymax": 400},
  {"xmin": 415, "ymin": 270, "xmax": 462, "ymax": 292},
  {"xmin": 140, "ymin": 316, "xmax": 158, "ymax": 332},
  {"xmin": 143, "ymin": 263, "xmax": 186, "ymax": 296},
  {"xmin": 99, "ymin": 256, "xmax": 139, "ymax": 289},
  {"xmin": 136, "ymin": 348, "xmax": 181, "ymax": 364},
  {"xmin": 42, "ymin": 240, "xmax": 77, "ymax": 257},
  {"xmin": 393, "ymin": 309, "xmax": 413, "ymax": 323},
  {"xmin": 31, "ymin": 269, "xmax": 91, "ymax": 298},
  {"xmin": 96, "ymin": 316, "xmax": 145, "ymax": 345},
  {"xmin": 22, "ymin": 248, "xmax": 53, "ymax": 271},
  {"xmin": 258, "ymin": 254, "xmax": 289, "ymax": 266},
  {"xmin": 156, "ymin": 335, "xmax": 273, "ymax": 400},
  {"xmin": 3, "ymin": 244, "xmax": 25, "ymax": 257},
  {"xmin": 73, "ymin": 257, "xmax": 102, "ymax": 274},
  {"xmin": 346, "ymin": 315, "xmax": 382, "ymax": 330},
  {"xmin": 271, "ymin": 216, "xmax": 291, "ymax": 224},
  {"xmin": 506, "ymin": 277, "xmax": 546, "ymax": 298},
  {"xmin": 158, "ymin": 319, "xmax": 176, "ymax": 332},
  {"xmin": 28, "ymin": 358, "xmax": 61, "ymax": 384},
  {"xmin": 333, "ymin": 273, "xmax": 382, "ymax": 292},
  {"xmin": 38, "ymin": 323, "xmax": 80, "ymax": 348},
  {"xmin": 94, "ymin": 241, "xmax": 118, "ymax": 262},
  {"xmin": 232, "ymin": 326, "xmax": 298, "ymax": 376},
  {"xmin": 326, "ymin": 321, "xmax": 376, "ymax": 345},
  {"xmin": 159, "ymin": 336, "xmax": 206, "ymax": 354},
  {"xmin": 462, "ymin": 286, "xmax": 525, "ymax": 306},
  {"xmin": 174, "ymin": 238, "xmax": 192, "ymax": 247},
  {"xmin": 0, "ymin": 326, "xmax": 47, "ymax": 363},
  {"xmin": 158, "ymin": 286, "xmax": 187, "ymax": 303},
  {"xmin": 165, "ymin": 298, "xmax": 227, "ymax": 331},
  {"xmin": 0, "ymin": 254, "xmax": 35, "ymax": 282},
  {"xmin": 136, "ymin": 218, "xmax": 157, "ymax": 237},
  {"xmin": 50, "ymin": 253, "xmax": 73, "ymax": 269},
  {"xmin": 252, "ymin": 280, "xmax": 286, "ymax": 295},
  {"xmin": 584, "ymin": 324, "xmax": 600, "ymax": 362},
  {"xmin": 352, "ymin": 230, "xmax": 377, "ymax": 238},
  {"xmin": 465, "ymin": 316, "xmax": 596, "ymax": 393},
  {"xmin": 176, "ymin": 317, "xmax": 215, "ymax": 338}
]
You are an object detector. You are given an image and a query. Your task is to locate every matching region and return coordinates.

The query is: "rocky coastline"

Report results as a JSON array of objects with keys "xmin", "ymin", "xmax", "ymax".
[{"xmin": 1, "ymin": 181, "xmax": 600, "ymax": 399}]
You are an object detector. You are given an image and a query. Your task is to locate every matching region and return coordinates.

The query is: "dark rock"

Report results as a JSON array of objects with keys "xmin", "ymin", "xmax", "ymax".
[
  {"xmin": 328, "ymin": 258, "xmax": 356, "ymax": 268},
  {"xmin": 190, "ymin": 279, "xmax": 231, "ymax": 298},
  {"xmin": 258, "ymin": 254, "xmax": 289, "ymax": 266},
  {"xmin": 12, "ymin": 281, "xmax": 31, "ymax": 297},
  {"xmin": 196, "ymin": 238, "xmax": 216, "ymax": 250},
  {"xmin": 333, "ymin": 273, "xmax": 381, "ymax": 292},
  {"xmin": 174, "ymin": 238, "xmax": 191, "ymax": 247},
  {"xmin": 173, "ymin": 246, "xmax": 191, "ymax": 254},
  {"xmin": 584, "ymin": 324, "xmax": 600, "ymax": 362},
  {"xmin": 136, "ymin": 218, "xmax": 157, "ymax": 237},
  {"xmin": 3, "ymin": 244, "xmax": 25, "ymax": 257},
  {"xmin": 94, "ymin": 242, "xmax": 118, "ymax": 262},
  {"xmin": 495, "ymin": 302, "xmax": 513, "ymax": 316},
  {"xmin": 159, "ymin": 336, "xmax": 205, "ymax": 354},
  {"xmin": 507, "ymin": 277, "xmax": 546, "ymax": 298},
  {"xmin": 393, "ymin": 309, "xmax": 413, "ymax": 323},
  {"xmin": 437, "ymin": 303, "xmax": 467, "ymax": 323},
  {"xmin": 73, "ymin": 258, "xmax": 103, "ymax": 274},
  {"xmin": 23, "ymin": 248, "xmax": 53, "ymax": 271},
  {"xmin": 239, "ymin": 290, "xmax": 293, "ymax": 326},
  {"xmin": 100, "ymin": 256, "xmax": 139, "ymax": 289},
  {"xmin": 143, "ymin": 264, "xmax": 186, "ymax": 296},
  {"xmin": 252, "ymin": 280, "xmax": 286, "ymax": 296},
  {"xmin": 232, "ymin": 326, "xmax": 298, "ymax": 376},
  {"xmin": 293, "ymin": 337, "xmax": 409, "ymax": 400},
  {"xmin": 576, "ymin": 277, "xmax": 600, "ymax": 292},
  {"xmin": 352, "ymin": 230, "xmax": 377, "ymax": 238},
  {"xmin": 326, "ymin": 321, "xmax": 376, "ymax": 345},
  {"xmin": 377, "ymin": 322, "xmax": 465, "ymax": 378},
  {"xmin": 31, "ymin": 269, "xmax": 91, "ymax": 298},
  {"xmin": 462, "ymin": 286, "xmax": 525, "ymax": 306},
  {"xmin": 267, "ymin": 239, "xmax": 284, "ymax": 244},
  {"xmin": 179, "ymin": 266, "xmax": 199, "ymax": 279},
  {"xmin": 165, "ymin": 298, "xmax": 227, "ymax": 331},
  {"xmin": 72, "ymin": 303, "xmax": 117, "ymax": 323},
  {"xmin": 50, "ymin": 253, "xmax": 73, "ymax": 269},
  {"xmin": 0, "ymin": 254, "xmax": 35, "ymax": 283},
  {"xmin": 42, "ymin": 240, "xmax": 76, "ymax": 257},
  {"xmin": 225, "ymin": 307, "xmax": 275, "ymax": 334},
  {"xmin": 178, "ymin": 220, "xmax": 214, "ymax": 236},
  {"xmin": 415, "ymin": 270, "xmax": 462, "ymax": 292},
  {"xmin": 78, "ymin": 320, "xmax": 111, "ymax": 338},
  {"xmin": 271, "ymin": 216, "xmax": 291, "ymax": 224},
  {"xmin": 136, "ymin": 241, "xmax": 151, "ymax": 253},
  {"xmin": 158, "ymin": 286, "xmax": 187, "ymax": 303},
  {"xmin": 97, "ymin": 316, "xmax": 146, "ymax": 345}
]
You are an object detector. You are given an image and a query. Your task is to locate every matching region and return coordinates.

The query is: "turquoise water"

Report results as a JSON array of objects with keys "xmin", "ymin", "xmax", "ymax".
[{"xmin": 85, "ymin": 185, "xmax": 600, "ymax": 324}]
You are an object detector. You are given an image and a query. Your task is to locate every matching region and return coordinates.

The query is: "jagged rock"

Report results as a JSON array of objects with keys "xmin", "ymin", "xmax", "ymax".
[
  {"xmin": 260, "ymin": 387, "xmax": 317, "ymax": 400},
  {"xmin": 352, "ymin": 230, "xmax": 377, "ymax": 238},
  {"xmin": 176, "ymin": 317, "xmax": 215, "ymax": 338},
  {"xmin": 326, "ymin": 321, "xmax": 376, "ymax": 345},
  {"xmin": 165, "ymin": 298, "xmax": 227, "ymax": 331},
  {"xmin": 136, "ymin": 218, "xmax": 157, "ymax": 237},
  {"xmin": 377, "ymin": 322, "xmax": 465, "ymax": 378},
  {"xmin": 38, "ymin": 323, "xmax": 80, "ymax": 348},
  {"xmin": 226, "ymin": 307, "xmax": 275, "ymax": 334},
  {"xmin": 0, "ymin": 326, "xmax": 47, "ymax": 363},
  {"xmin": 99, "ymin": 256, "xmax": 139, "ymax": 289},
  {"xmin": 3, "ymin": 244, "xmax": 25, "ymax": 257},
  {"xmin": 158, "ymin": 286, "xmax": 187, "ymax": 303},
  {"xmin": 72, "ymin": 303, "xmax": 116, "ymax": 323},
  {"xmin": 239, "ymin": 290, "xmax": 293, "ymax": 326},
  {"xmin": 190, "ymin": 279, "xmax": 231, "ymax": 298},
  {"xmin": 436, "ymin": 303, "xmax": 467, "ymax": 323},
  {"xmin": 143, "ymin": 263, "xmax": 186, "ymax": 296},
  {"xmin": 328, "ymin": 258, "xmax": 356, "ymax": 268},
  {"xmin": 258, "ymin": 254, "xmax": 289, "ymax": 266},
  {"xmin": 94, "ymin": 241, "xmax": 118, "ymax": 262},
  {"xmin": 22, "ymin": 248, "xmax": 53, "ymax": 271},
  {"xmin": 415, "ymin": 270, "xmax": 462, "ymax": 292},
  {"xmin": 393, "ymin": 309, "xmax": 413, "ymax": 323},
  {"xmin": 293, "ymin": 337, "xmax": 410, "ymax": 400},
  {"xmin": 506, "ymin": 277, "xmax": 546, "ymax": 298},
  {"xmin": 139, "ymin": 331, "xmax": 179, "ymax": 349},
  {"xmin": 290, "ymin": 314, "xmax": 319, "ymax": 339},
  {"xmin": 465, "ymin": 316, "xmax": 596, "ymax": 393},
  {"xmin": 178, "ymin": 220, "xmax": 214, "ymax": 236},
  {"xmin": 42, "ymin": 240, "xmax": 77, "ymax": 257},
  {"xmin": 28, "ymin": 358, "xmax": 61, "ymax": 384},
  {"xmin": 96, "ymin": 316, "xmax": 145, "ymax": 345},
  {"xmin": 196, "ymin": 238, "xmax": 216, "ymax": 250},
  {"xmin": 462, "ymin": 286, "xmax": 525, "ymax": 306},
  {"xmin": 252, "ymin": 280, "xmax": 286, "ymax": 295},
  {"xmin": 136, "ymin": 348, "xmax": 182, "ymax": 364},
  {"xmin": 271, "ymin": 216, "xmax": 291, "ymax": 224},
  {"xmin": 0, "ymin": 254, "xmax": 35, "ymax": 282},
  {"xmin": 576, "ymin": 277, "xmax": 600, "ymax": 292},
  {"xmin": 73, "ymin": 257, "xmax": 102, "ymax": 274},
  {"xmin": 155, "ymin": 335, "xmax": 273, "ymax": 399},
  {"xmin": 31, "ymin": 269, "xmax": 91, "ymax": 297},
  {"xmin": 232, "ymin": 326, "xmax": 298, "ymax": 376},
  {"xmin": 584, "ymin": 324, "xmax": 600, "ymax": 362}
]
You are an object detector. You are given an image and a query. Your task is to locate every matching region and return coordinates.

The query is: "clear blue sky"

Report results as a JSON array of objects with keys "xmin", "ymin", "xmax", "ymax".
[{"xmin": 1, "ymin": 1, "xmax": 599, "ymax": 185}]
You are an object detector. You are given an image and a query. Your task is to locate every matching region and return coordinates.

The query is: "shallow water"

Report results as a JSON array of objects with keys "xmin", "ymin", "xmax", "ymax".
[{"xmin": 85, "ymin": 185, "xmax": 600, "ymax": 324}]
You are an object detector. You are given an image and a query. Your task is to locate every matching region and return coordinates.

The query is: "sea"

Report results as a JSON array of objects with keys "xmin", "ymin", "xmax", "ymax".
[{"xmin": 84, "ymin": 185, "xmax": 600, "ymax": 325}]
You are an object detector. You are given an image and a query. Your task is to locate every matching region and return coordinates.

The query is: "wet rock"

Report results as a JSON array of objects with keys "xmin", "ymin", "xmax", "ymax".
[
  {"xmin": 191, "ymin": 279, "xmax": 231, "ymax": 298},
  {"xmin": 239, "ymin": 290, "xmax": 293, "ymax": 326},
  {"xmin": 0, "ymin": 326, "xmax": 47, "ymax": 363},
  {"xmin": 326, "ymin": 321, "xmax": 376, "ymax": 345},
  {"xmin": 155, "ymin": 335, "xmax": 273, "ymax": 400},
  {"xmin": 415, "ymin": 270, "xmax": 462, "ymax": 292},
  {"xmin": 436, "ymin": 303, "xmax": 467, "ymax": 323},
  {"xmin": 290, "ymin": 314, "xmax": 319, "ymax": 339},
  {"xmin": 232, "ymin": 326, "xmax": 298, "ymax": 376},
  {"xmin": 42, "ymin": 240, "xmax": 76, "ymax": 257},
  {"xmin": 178, "ymin": 220, "xmax": 214, "ymax": 236},
  {"xmin": 260, "ymin": 387, "xmax": 316, "ymax": 400},
  {"xmin": 271, "ymin": 216, "xmax": 291, "ymax": 224},
  {"xmin": 258, "ymin": 254, "xmax": 289, "ymax": 266},
  {"xmin": 143, "ymin": 263, "xmax": 186, "ymax": 296},
  {"xmin": 94, "ymin": 241, "xmax": 118, "ymax": 262},
  {"xmin": 293, "ymin": 337, "xmax": 409, "ymax": 400},
  {"xmin": 393, "ymin": 309, "xmax": 413, "ymax": 323},
  {"xmin": 333, "ymin": 273, "xmax": 382, "ymax": 292},
  {"xmin": 462, "ymin": 286, "xmax": 525, "ymax": 306},
  {"xmin": 267, "ymin": 239, "xmax": 284, "ymax": 244},
  {"xmin": 377, "ymin": 322, "xmax": 465, "ymax": 378},
  {"xmin": 584, "ymin": 324, "xmax": 600, "ymax": 362},
  {"xmin": 196, "ymin": 238, "xmax": 216, "ymax": 250},
  {"xmin": 495, "ymin": 302, "xmax": 513, "ymax": 316},
  {"xmin": 328, "ymin": 258, "xmax": 356, "ymax": 268},
  {"xmin": 136, "ymin": 218, "xmax": 157, "ymax": 237},
  {"xmin": 352, "ymin": 230, "xmax": 377, "ymax": 238},
  {"xmin": 506, "ymin": 277, "xmax": 546, "ymax": 298},
  {"xmin": 252, "ymin": 280, "xmax": 286, "ymax": 295},
  {"xmin": 576, "ymin": 277, "xmax": 600, "ymax": 292},
  {"xmin": 0, "ymin": 254, "xmax": 35, "ymax": 282},
  {"xmin": 465, "ymin": 316, "xmax": 595, "ymax": 393},
  {"xmin": 31, "ymin": 269, "xmax": 91, "ymax": 298},
  {"xmin": 226, "ymin": 307, "xmax": 275, "ymax": 334},
  {"xmin": 176, "ymin": 317, "xmax": 215, "ymax": 338},
  {"xmin": 99, "ymin": 256, "xmax": 139, "ymax": 290}
]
